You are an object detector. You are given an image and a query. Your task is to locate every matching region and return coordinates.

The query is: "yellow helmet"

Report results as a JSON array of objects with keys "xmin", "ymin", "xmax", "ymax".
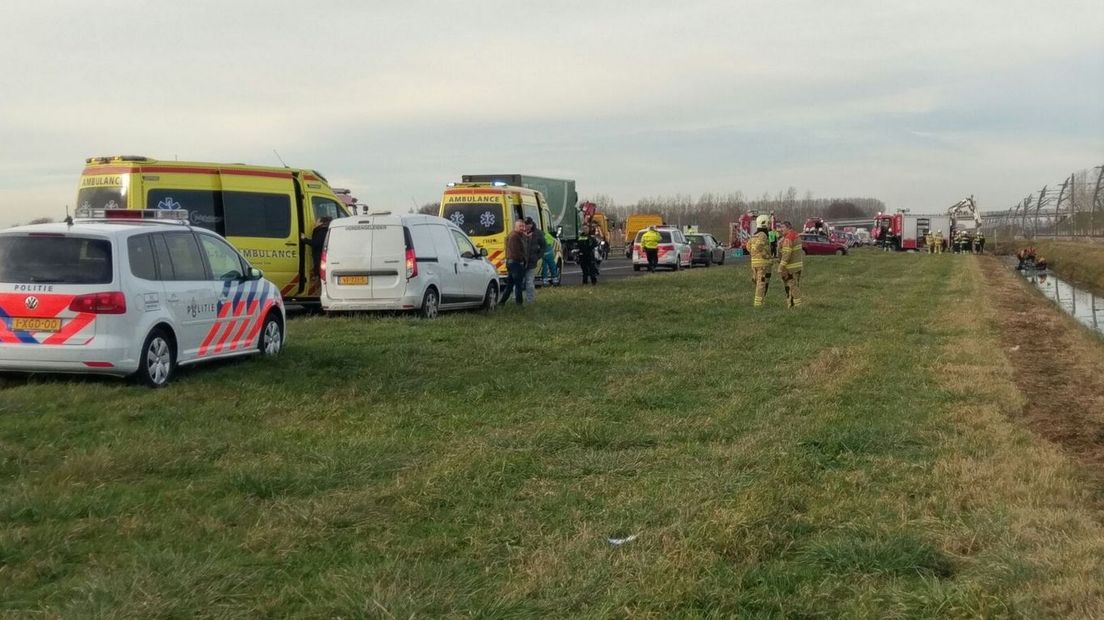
[{"xmin": 755, "ymin": 215, "xmax": 770, "ymax": 229}]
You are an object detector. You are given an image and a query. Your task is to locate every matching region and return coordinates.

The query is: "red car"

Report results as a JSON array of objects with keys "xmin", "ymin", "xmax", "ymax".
[{"xmin": 799, "ymin": 233, "xmax": 848, "ymax": 255}]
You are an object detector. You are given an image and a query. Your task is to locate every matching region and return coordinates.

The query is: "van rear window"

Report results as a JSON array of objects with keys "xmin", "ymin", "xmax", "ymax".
[
  {"xmin": 77, "ymin": 187, "xmax": 127, "ymax": 210},
  {"xmin": 0, "ymin": 236, "xmax": 113, "ymax": 284},
  {"xmin": 442, "ymin": 203, "xmax": 503, "ymax": 237}
]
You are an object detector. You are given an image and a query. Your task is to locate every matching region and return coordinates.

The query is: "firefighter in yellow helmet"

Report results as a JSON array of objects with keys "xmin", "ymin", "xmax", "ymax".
[
  {"xmin": 925, "ymin": 231, "xmax": 935, "ymax": 254},
  {"xmin": 778, "ymin": 220, "xmax": 803, "ymax": 307},
  {"xmin": 747, "ymin": 214, "xmax": 772, "ymax": 307},
  {"xmin": 934, "ymin": 230, "xmax": 944, "ymax": 254}
]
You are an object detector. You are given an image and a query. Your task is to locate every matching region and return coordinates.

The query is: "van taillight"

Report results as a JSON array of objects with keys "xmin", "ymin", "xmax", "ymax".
[
  {"xmin": 320, "ymin": 249, "xmax": 327, "ymax": 282},
  {"xmin": 406, "ymin": 248, "xmax": 418, "ymax": 279},
  {"xmin": 658, "ymin": 244, "xmax": 674, "ymax": 251},
  {"xmin": 69, "ymin": 292, "xmax": 127, "ymax": 314}
]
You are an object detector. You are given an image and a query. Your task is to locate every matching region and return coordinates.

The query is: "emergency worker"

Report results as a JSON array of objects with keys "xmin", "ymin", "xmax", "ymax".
[
  {"xmin": 747, "ymin": 214, "xmax": 772, "ymax": 307},
  {"xmin": 925, "ymin": 231, "xmax": 935, "ymax": 254},
  {"xmin": 768, "ymin": 226, "xmax": 779, "ymax": 258},
  {"xmin": 974, "ymin": 231, "xmax": 985, "ymax": 254},
  {"xmin": 934, "ymin": 230, "xmax": 944, "ymax": 254},
  {"xmin": 576, "ymin": 226, "xmax": 599, "ymax": 285},
  {"xmin": 778, "ymin": 221, "xmax": 803, "ymax": 308},
  {"xmin": 540, "ymin": 227, "xmax": 559, "ymax": 285},
  {"xmin": 641, "ymin": 226, "xmax": 662, "ymax": 272}
]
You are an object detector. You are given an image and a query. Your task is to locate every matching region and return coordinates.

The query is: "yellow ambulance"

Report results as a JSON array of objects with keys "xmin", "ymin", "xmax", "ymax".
[
  {"xmin": 439, "ymin": 182, "xmax": 563, "ymax": 284},
  {"xmin": 77, "ymin": 156, "xmax": 350, "ymax": 302}
]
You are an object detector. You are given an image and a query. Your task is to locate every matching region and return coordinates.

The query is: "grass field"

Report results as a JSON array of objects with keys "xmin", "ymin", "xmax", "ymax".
[{"xmin": 3, "ymin": 253, "xmax": 1104, "ymax": 617}]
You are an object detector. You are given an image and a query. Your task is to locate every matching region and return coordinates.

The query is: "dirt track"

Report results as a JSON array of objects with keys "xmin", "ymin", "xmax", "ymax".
[{"xmin": 982, "ymin": 256, "xmax": 1104, "ymax": 477}]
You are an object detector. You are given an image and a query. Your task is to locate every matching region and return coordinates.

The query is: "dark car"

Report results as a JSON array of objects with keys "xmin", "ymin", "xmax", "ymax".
[
  {"xmin": 686, "ymin": 233, "xmax": 726, "ymax": 266},
  {"xmin": 799, "ymin": 233, "xmax": 848, "ymax": 255}
]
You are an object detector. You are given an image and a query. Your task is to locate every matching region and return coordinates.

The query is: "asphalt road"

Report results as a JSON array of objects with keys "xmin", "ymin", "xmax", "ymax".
[{"xmin": 554, "ymin": 254, "xmax": 742, "ymax": 286}]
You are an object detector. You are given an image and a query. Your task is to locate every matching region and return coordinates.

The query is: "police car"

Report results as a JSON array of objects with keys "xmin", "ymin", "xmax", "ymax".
[{"xmin": 0, "ymin": 208, "xmax": 286, "ymax": 387}]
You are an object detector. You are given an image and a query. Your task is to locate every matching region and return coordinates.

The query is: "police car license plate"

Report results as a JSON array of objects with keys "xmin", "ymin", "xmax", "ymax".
[
  {"xmin": 338, "ymin": 275, "xmax": 369, "ymax": 285},
  {"xmin": 13, "ymin": 318, "xmax": 61, "ymax": 332}
]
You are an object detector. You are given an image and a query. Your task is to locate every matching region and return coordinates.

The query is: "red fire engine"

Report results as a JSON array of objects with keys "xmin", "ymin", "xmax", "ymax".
[
  {"xmin": 872, "ymin": 211, "xmax": 952, "ymax": 251},
  {"xmin": 729, "ymin": 211, "xmax": 777, "ymax": 251}
]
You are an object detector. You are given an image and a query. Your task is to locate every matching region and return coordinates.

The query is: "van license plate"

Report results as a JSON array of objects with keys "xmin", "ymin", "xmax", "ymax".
[
  {"xmin": 13, "ymin": 318, "xmax": 62, "ymax": 332},
  {"xmin": 338, "ymin": 275, "xmax": 369, "ymax": 285}
]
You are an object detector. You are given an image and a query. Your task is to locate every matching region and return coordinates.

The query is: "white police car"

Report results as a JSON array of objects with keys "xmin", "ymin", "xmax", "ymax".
[{"xmin": 0, "ymin": 208, "xmax": 285, "ymax": 387}]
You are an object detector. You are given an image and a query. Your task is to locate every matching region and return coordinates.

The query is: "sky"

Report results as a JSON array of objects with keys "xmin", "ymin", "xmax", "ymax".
[{"xmin": 1, "ymin": 0, "xmax": 1101, "ymax": 226}]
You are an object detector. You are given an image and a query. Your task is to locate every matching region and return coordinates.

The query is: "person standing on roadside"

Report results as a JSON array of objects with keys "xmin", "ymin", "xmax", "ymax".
[
  {"xmin": 523, "ymin": 217, "xmax": 547, "ymax": 304},
  {"xmin": 300, "ymin": 216, "xmax": 332, "ymax": 294},
  {"xmin": 747, "ymin": 214, "xmax": 772, "ymax": 307},
  {"xmin": 778, "ymin": 221, "xmax": 804, "ymax": 308},
  {"xmin": 500, "ymin": 220, "xmax": 529, "ymax": 306},
  {"xmin": 768, "ymin": 226, "xmax": 779, "ymax": 258},
  {"xmin": 576, "ymin": 225, "xmax": 599, "ymax": 285},
  {"xmin": 540, "ymin": 227, "xmax": 559, "ymax": 286},
  {"xmin": 641, "ymin": 225, "xmax": 662, "ymax": 272}
]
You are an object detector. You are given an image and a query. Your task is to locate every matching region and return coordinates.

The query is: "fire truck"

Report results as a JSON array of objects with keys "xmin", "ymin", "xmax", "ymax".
[
  {"xmin": 872, "ymin": 211, "xmax": 952, "ymax": 251},
  {"xmin": 729, "ymin": 211, "xmax": 776, "ymax": 251}
]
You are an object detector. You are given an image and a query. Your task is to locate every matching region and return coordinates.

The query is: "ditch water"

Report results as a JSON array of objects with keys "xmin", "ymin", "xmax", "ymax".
[{"xmin": 1019, "ymin": 268, "xmax": 1104, "ymax": 336}]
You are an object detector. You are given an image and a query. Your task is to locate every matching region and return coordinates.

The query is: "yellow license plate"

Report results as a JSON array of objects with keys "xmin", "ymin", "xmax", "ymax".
[
  {"xmin": 338, "ymin": 275, "xmax": 369, "ymax": 285},
  {"xmin": 13, "ymin": 318, "xmax": 62, "ymax": 332}
]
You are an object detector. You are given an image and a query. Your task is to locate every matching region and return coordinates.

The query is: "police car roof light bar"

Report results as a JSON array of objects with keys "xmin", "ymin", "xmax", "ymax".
[{"xmin": 74, "ymin": 207, "xmax": 190, "ymax": 223}]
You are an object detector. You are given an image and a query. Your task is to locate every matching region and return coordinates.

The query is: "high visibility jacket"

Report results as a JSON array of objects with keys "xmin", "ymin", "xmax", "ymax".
[
  {"xmin": 779, "ymin": 231, "xmax": 803, "ymax": 272},
  {"xmin": 641, "ymin": 230, "xmax": 662, "ymax": 249},
  {"xmin": 748, "ymin": 230, "xmax": 771, "ymax": 268},
  {"xmin": 925, "ymin": 234, "xmax": 934, "ymax": 247}
]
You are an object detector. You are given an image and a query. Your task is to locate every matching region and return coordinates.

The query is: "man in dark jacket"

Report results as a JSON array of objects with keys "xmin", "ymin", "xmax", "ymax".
[
  {"xmin": 300, "ymin": 216, "xmax": 332, "ymax": 294},
  {"xmin": 576, "ymin": 225, "xmax": 599, "ymax": 285},
  {"xmin": 523, "ymin": 217, "xmax": 547, "ymax": 304},
  {"xmin": 500, "ymin": 220, "xmax": 529, "ymax": 306}
]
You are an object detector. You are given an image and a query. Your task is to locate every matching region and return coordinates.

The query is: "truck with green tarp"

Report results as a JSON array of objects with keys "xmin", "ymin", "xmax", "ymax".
[{"xmin": 461, "ymin": 174, "xmax": 582, "ymax": 258}]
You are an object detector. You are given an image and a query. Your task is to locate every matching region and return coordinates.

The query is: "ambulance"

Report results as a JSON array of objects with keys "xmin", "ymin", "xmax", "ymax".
[
  {"xmin": 76, "ymin": 156, "xmax": 351, "ymax": 302},
  {"xmin": 438, "ymin": 182, "xmax": 563, "ymax": 285}
]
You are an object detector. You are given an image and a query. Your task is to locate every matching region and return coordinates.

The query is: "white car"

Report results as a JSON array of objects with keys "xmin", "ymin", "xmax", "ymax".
[
  {"xmin": 0, "ymin": 209, "xmax": 286, "ymax": 387},
  {"xmin": 631, "ymin": 227, "xmax": 693, "ymax": 271},
  {"xmin": 321, "ymin": 212, "xmax": 499, "ymax": 318}
]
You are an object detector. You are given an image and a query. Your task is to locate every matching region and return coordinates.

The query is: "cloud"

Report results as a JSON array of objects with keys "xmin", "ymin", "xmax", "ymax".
[{"xmin": 1, "ymin": 0, "xmax": 1102, "ymax": 226}]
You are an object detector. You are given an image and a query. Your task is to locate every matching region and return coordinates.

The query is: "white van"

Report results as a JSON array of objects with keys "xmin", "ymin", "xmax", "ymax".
[{"xmin": 321, "ymin": 212, "xmax": 500, "ymax": 318}]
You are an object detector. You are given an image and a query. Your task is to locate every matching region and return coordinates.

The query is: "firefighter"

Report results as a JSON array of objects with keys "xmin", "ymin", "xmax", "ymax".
[
  {"xmin": 925, "ymin": 231, "xmax": 935, "ymax": 254},
  {"xmin": 641, "ymin": 225, "xmax": 662, "ymax": 272},
  {"xmin": 747, "ymin": 214, "xmax": 772, "ymax": 307},
  {"xmin": 778, "ymin": 220, "xmax": 803, "ymax": 308},
  {"xmin": 1035, "ymin": 255, "xmax": 1048, "ymax": 271},
  {"xmin": 974, "ymin": 231, "xmax": 985, "ymax": 254},
  {"xmin": 934, "ymin": 230, "xmax": 944, "ymax": 254}
]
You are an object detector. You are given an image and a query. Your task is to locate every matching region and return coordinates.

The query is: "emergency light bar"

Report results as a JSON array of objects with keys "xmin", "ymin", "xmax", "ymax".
[{"xmin": 74, "ymin": 207, "xmax": 190, "ymax": 223}]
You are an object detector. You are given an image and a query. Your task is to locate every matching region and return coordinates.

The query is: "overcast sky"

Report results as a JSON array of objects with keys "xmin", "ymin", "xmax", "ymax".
[{"xmin": 1, "ymin": 0, "xmax": 1101, "ymax": 226}]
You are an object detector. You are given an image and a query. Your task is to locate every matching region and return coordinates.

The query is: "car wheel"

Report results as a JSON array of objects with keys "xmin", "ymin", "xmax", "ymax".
[
  {"xmin": 836, "ymin": 248, "xmax": 845, "ymax": 255},
  {"xmin": 136, "ymin": 328, "xmax": 175, "ymax": 388},
  {"xmin": 672, "ymin": 260, "xmax": 680, "ymax": 272},
  {"xmin": 704, "ymin": 257, "xmax": 712, "ymax": 268},
  {"xmin": 420, "ymin": 287, "xmax": 440, "ymax": 319},
  {"xmin": 719, "ymin": 254, "xmax": 726, "ymax": 265},
  {"xmin": 482, "ymin": 282, "xmax": 498, "ymax": 313},
  {"xmin": 259, "ymin": 312, "xmax": 283, "ymax": 356}
]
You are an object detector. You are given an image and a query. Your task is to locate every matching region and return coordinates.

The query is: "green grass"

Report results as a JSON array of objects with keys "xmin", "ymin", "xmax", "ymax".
[{"xmin": 2, "ymin": 252, "xmax": 1104, "ymax": 617}]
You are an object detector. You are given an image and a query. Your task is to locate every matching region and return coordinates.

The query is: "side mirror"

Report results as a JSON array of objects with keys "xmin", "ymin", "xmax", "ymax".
[
  {"xmin": 479, "ymin": 247, "xmax": 488, "ymax": 257},
  {"xmin": 461, "ymin": 251, "xmax": 475, "ymax": 259},
  {"xmin": 248, "ymin": 267, "xmax": 264, "ymax": 280}
]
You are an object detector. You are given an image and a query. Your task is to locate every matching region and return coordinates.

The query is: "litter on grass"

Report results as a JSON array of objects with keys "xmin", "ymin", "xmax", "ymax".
[{"xmin": 607, "ymin": 534, "xmax": 638, "ymax": 546}]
